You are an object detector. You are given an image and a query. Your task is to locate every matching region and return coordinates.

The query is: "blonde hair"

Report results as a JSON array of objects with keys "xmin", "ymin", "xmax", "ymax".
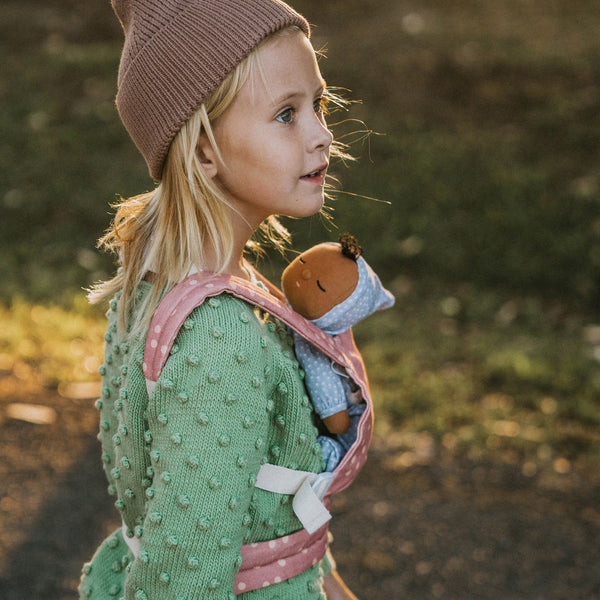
[{"xmin": 89, "ymin": 26, "xmax": 350, "ymax": 335}]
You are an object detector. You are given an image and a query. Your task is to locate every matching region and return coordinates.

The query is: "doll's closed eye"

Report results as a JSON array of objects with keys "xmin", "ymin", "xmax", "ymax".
[{"xmin": 299, "ymin": 258, "xmax": 306, "ymax": 263}]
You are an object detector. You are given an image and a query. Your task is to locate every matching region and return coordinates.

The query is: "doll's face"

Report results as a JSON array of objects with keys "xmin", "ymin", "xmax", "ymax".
[{"xmin": 282, "ymin": 242, "xmax": 359, "ymax": 320}]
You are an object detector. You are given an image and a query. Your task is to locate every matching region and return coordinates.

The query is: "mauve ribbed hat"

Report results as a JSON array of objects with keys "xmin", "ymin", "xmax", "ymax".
[{"xmin": 111, "ymin": 0, "xmax": 310, "ymax": 180}]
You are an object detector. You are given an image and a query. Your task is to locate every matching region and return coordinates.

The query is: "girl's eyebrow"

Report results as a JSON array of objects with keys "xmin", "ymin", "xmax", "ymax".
[
  {"xmin": 273, "ymin": 81, "xmax": 327, "ymax": 106},
  {"xmin": 273, "ymin": 91, "xmax": 303, "ymax": 106}
]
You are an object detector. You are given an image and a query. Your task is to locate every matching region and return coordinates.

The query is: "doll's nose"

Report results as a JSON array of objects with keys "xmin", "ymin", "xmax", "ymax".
[{"xmin": 301, "ymin": 268, "xmax": 312, "ymax": 280}]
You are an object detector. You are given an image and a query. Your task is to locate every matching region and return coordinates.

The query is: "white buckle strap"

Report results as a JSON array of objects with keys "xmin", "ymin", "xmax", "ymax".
[
  {"xmin": 255, "ymin": 464, "xmax": 334, "ymax": 534},
  {"xmin": 145, "ymin": 378, "xmax": 157, "ymax": 397},
  {"xmin": 121, "ymin": 521, "xmax": 141, "ymax": 558}
]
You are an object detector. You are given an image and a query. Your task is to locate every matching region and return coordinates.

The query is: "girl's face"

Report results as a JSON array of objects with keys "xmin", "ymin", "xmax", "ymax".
[{"xmin": 209, "ymin": 31, "xmax": 333, "ymax": 230}]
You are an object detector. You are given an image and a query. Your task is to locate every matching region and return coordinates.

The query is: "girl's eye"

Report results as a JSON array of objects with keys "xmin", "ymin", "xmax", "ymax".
[
  {"xmin": 313, "ymin": 97, "xmax": 324, "ymax": 114},
  {"xmin": 276, "ymin": 108, "xmax": 294, "ymax": 124}
]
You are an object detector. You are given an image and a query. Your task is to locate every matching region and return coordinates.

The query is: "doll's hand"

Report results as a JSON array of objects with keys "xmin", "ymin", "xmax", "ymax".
[{"xmin": 323, "ymin": 410, "xmax": 351, "ymax": 434}]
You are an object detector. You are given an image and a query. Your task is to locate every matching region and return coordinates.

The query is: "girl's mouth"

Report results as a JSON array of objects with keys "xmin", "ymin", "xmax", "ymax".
[
  {"xmin": 300, "ymin": 164, "xmax": 328, "ymax": 181},
  {"xmin": 302, "ymin": 169, "xmax": 322, "ymax": 178}
]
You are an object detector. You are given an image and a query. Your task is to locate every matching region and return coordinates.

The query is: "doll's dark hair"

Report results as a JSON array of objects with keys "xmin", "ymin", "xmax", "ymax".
[{"xmin": 339, "ymin": 233, "xmax": 362, "ymax": 261}]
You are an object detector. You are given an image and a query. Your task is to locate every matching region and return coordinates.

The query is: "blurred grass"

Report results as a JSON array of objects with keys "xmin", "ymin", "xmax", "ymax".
[
  {"xmin": 0, "ymin": 298, "xmax": 105, "ymax": 393},
  {"xmin": 358, "ymin": 285, "xmax": 600, "ymax": 475},
  {"xmin": 1, "ymin": 0, "xmax": 600, "ymax": 469}
]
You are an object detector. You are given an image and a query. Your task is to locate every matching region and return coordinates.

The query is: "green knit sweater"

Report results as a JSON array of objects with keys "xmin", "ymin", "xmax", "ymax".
[{"xmin": 79, "ymin": 282, "xmax": 333, "ymax": 600}]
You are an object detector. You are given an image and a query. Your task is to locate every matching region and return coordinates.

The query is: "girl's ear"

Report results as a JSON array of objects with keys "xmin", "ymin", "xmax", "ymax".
[{"xmin": 196, "ymin": 135, "xmax": 219, "ymax": 179}]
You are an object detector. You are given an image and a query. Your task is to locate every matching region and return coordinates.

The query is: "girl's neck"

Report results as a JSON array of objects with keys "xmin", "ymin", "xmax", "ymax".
[
  {"xmin": 225, "ymin": 260, "xmax": 250, "ymax": 280},
  {"xmin": 202, "ymin": 216, "xmax": 255, "ymax": 281},
  {"xmin": 199, "ymin": 249, "xmax": 248, "ymax": 280}
]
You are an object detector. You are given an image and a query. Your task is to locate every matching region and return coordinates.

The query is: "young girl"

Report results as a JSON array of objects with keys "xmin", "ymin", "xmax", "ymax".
[{"xmin": 80, "ymin": 1, "xmax": 368, "ymax": 598}]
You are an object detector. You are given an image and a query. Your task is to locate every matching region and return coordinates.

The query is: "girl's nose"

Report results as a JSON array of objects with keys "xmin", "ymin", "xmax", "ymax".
[
  {"xmin": 301, "ymin": 268, "xmax": 312, "ymax": 280},
  {"xmin": 317, "ymin": 123, "xmax": 333, "ymax": 151},
  {"xmin": 316, "ymin": 123, "xmax": 333, "ymax": 152},
  {"xmin": 308, "ymin": 115, "xmax": 333, "ymax": 153}
]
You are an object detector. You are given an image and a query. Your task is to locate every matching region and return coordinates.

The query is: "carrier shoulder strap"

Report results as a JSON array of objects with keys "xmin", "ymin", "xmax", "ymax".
[
  {"xmin": 142, "ymin": 268, "xmax": 372, "ymax": 497},
  {"xmin": 137, "ymin": 269, "xmax": 373, "ymax": 593},
  {"xmin": 144, "ymin": 271, "xmax": 356, "ymax": 387}
]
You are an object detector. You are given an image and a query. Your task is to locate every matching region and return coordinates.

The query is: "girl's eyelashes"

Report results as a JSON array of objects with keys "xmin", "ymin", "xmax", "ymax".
[
  {"xmin": 275, "ymin": 95, "xmax": 327, "ymax": 125},
  {"xmin": 313, "ymin": 96, "xmax": 326, "ymax": 114},
  {"xmin": 276, "ymin": 107, "xmax": 295, "ymax": 124}
]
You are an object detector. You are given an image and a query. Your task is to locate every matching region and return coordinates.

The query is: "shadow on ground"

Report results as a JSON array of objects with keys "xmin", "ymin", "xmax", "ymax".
[{"xmin": 0, "ymin": 438, "xmax": 114, "ymax": 599}]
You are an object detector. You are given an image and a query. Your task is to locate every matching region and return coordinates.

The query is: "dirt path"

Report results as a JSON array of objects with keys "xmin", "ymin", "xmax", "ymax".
[
  {"xmin": 331, "ymin": 443, "xmax": 600, "ymax": 599},
  {"xmin": 1, "ymin": 391, "xmax": 599, "ymax": 599}
]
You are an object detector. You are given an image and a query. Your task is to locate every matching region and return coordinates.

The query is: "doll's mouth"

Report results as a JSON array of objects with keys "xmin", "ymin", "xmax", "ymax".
[{"xmin": 317, "ymin": 280, "xmax": 327, "ymax": 292}]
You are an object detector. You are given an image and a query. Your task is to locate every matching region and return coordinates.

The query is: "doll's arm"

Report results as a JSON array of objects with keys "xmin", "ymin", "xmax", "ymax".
[{"xmin": 293, "ymin": 334, "xmax": 350, "ymax": 433}]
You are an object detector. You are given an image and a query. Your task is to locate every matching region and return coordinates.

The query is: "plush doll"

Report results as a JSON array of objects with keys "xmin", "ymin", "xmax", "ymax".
[{"xmin": 282, "ymin": 234, "xmax": 395, "ymax": 470}]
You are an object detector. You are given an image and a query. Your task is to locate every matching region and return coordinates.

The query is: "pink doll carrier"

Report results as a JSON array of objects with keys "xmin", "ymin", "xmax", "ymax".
[{"xmin": 140, "ymin": 269, "xmax": 373, "ymax": 594}]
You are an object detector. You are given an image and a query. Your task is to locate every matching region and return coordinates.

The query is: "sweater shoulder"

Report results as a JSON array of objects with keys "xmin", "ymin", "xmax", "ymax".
[
  {"xmin": 170, "ymin": 292, "xmax": 270, "ymax": 349},
  {"xmin": 153, "ymin": 291, "xmax": 285, "ymax": 396}
]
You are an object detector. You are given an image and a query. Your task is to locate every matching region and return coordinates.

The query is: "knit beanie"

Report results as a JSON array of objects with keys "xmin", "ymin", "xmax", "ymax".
[{"xmin": 111, "ymin": 0, "xmax": 310, "ymax": 180}]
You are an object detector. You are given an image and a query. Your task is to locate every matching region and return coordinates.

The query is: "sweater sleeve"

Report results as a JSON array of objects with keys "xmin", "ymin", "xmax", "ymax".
[{"xmin": 124, "ymin": 296, "xmax": 276, "ymax": 600}]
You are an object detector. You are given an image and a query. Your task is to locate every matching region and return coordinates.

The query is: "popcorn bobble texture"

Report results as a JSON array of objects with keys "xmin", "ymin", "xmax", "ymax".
[{"xmin": 82, "ymin": 284, "xmax": 328, "ymax": 598}]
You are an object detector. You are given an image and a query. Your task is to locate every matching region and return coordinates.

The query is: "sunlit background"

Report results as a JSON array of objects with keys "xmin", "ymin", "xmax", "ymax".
[{"xmin": 1, "ymin": 1, "xmax": 600, "ymax": 598}]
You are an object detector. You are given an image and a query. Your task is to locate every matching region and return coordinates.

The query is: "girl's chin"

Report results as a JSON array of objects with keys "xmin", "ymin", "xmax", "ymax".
[{"xmin": 287, "ymin": 196, "xmax": 325, "ymax": 218}]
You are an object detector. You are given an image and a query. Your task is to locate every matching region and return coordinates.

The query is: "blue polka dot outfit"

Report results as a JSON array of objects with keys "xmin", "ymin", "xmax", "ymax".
[{"xmin": 291, "ymin": 257, "xmax": 394, "ymax": 470}]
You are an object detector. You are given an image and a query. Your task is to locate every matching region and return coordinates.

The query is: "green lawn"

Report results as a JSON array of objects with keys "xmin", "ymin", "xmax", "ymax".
[{"xmin": 1, "ymin": 0, "xmax": 599, "ymax": 471}]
